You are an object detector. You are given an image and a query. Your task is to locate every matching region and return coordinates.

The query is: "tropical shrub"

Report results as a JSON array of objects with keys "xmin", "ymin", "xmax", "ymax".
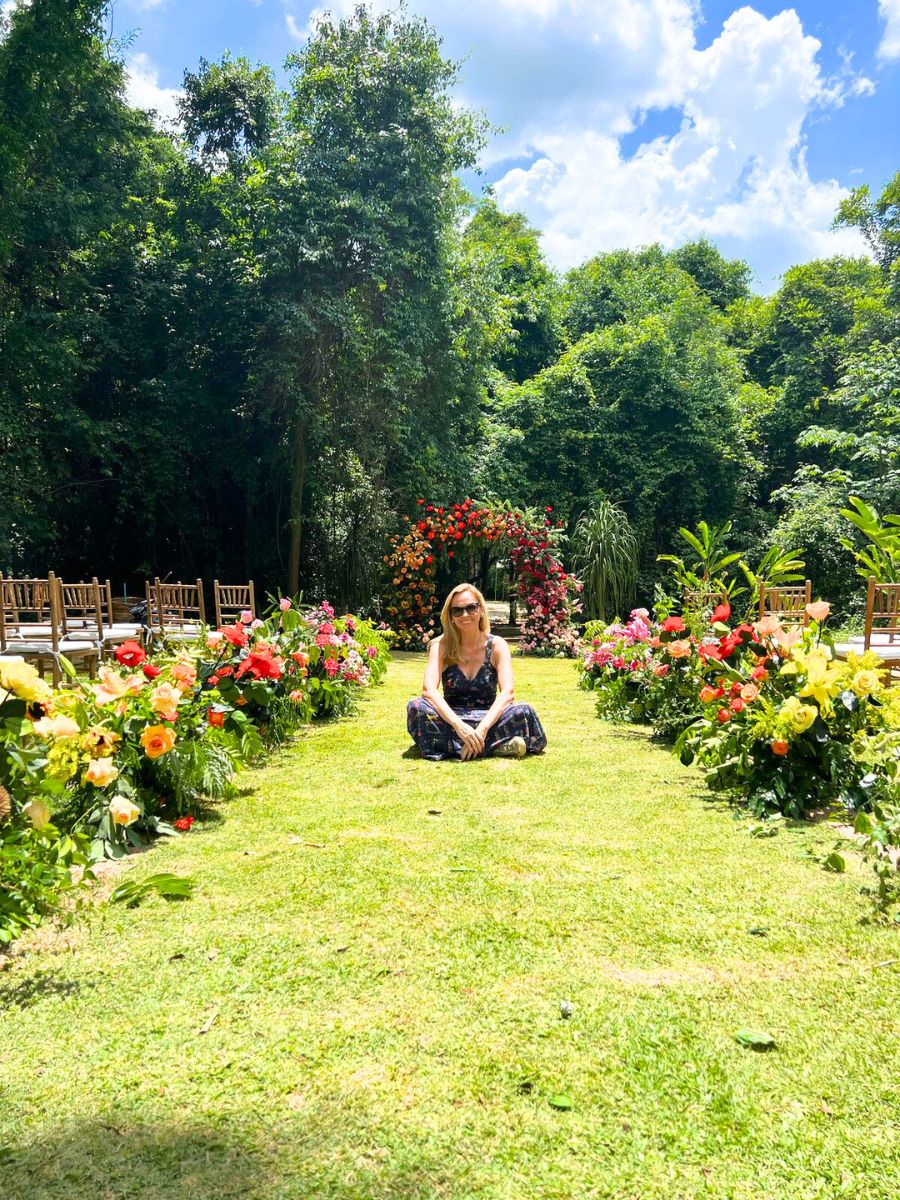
[{"xmin": 571, "ymin": 496, "xmax": 638, "ymax": 623}]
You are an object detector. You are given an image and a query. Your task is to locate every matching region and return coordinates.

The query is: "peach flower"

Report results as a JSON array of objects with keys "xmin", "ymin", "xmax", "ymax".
[
  {"xmin": 84, "ymin": 758, "xmax": 119, "ymax": 788},
  {"xmin": 806, "ymin": 601, "xmax": 831, "ymax": 622},
  {"xmin": 150, "ymin": 682, "xmax": 182, "ymax": 722}
]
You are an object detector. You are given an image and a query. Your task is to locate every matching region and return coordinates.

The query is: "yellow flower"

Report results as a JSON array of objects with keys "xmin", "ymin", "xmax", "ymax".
[
  {"xmin": 81, "ymin": 727, "xmax": 121, "ymax": 757},
  {"xmin": 22, "ymin": 798, "xmax": 51, "ymax": 829},
  {"xmin": 850, "ymin": 668, "xmax": 882, "ymax": 698},
  {"xmin": 797, "ymin": 646, "xmax": 843, "ymax": 712},
  {"xmin": 84, "ymin": 758, "xmax": 119, "ymax": 788},
  {"xmin": 0, "ymin": 658, "xmax": 53, "ymax": 704},
  {"xmin": 108, "ymin": 796, "xmax": 139, "ymax": 826},
  {"xmin": 45, "ymin": 741, "xmax": 81, "ymax": 783},
  {"xmin": 779, "ymin": 696, "xmax": 818, "ymax": 734}
]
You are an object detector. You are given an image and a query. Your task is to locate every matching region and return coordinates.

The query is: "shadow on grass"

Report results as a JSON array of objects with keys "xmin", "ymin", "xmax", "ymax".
[
  {"xmin": 5, "ymin": 1116, "xmax": 463, "ymax": 1200},
  {"xmin": 0, "ymin": 971, "xmax": 87, "ymax": 1009}
]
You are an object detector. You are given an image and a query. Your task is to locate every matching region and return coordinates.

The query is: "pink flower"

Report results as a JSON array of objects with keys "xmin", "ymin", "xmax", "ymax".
[
  {"xmin": 251, "ymin": 618, "xmax": 264, "ymax": 630},
  {"xmin": 806, "ymin": 601, "xmax": 831, "ymax": 622},
  {"xmin": 279, "ymin": 597, "xmax": 292, "ymax": 611},
  {"xmin": 240, "ymin": 610, "xmax": 253, "ymax": 625},
  {"xmin": 366, "ymin": 645, "xmax": 377, "ymax": 659}
]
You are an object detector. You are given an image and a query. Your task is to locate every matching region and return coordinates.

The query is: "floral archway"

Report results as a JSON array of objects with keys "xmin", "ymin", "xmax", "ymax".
[{"xmin": 382, "ymin": 499, "xmax": 581, "ymax": 654}]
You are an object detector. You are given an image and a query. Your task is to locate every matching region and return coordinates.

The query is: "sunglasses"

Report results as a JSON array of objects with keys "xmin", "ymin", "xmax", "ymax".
[{"xmin": 450, "ymin": 602, "xmax": 480, "ymax": 617}]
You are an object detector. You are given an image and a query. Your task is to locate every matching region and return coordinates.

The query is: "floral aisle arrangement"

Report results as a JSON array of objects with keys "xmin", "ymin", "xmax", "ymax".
[
  {"xmin": 383, "ymin": 499, "xmax": 582, "ymax": 654},
  {"xmin": 0, "ymin": 599, "xmax": 391, "ymax": 943}
]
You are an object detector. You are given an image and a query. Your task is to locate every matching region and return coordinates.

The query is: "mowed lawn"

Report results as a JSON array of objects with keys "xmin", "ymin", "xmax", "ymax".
[{"xmin": 1, "ymin": 653, "xmax": 898, "ymax": 1200}]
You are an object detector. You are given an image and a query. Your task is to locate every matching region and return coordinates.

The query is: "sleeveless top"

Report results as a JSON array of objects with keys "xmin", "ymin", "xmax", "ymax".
[{"xmin": 441, "ymin": 635, "xmax": 497, "ymax": 711}]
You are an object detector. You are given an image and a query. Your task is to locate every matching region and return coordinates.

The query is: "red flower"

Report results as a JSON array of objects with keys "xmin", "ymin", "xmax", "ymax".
[
  {"xmin": 716, "ymin": 708, "xmax": 731, "ymax": 724},
  {"xmin": 661, "ymin": 616, "xmax": 686, "ymax": 634},
  {"xmin": 546, "ymin": 506, "xmax": 553, "ymax": 512},
  {"xmin": 730, "ymin": 697, "xmax": 744, "ymax": 713},
  {"xmin": 711, "ymin": 603, "xmax": 731, "ymax": 624},
  {"xmin": 235, "ymin": 646, "xmax": 284, "ymax": 681},
  {"xmin": 425, "ymin": 555, "xmax": 433, "ymax": 565},
  {"xmin": 417, "ymin": 499, "xmax": 425, "ymax": 505},
  {"xmin": 771, "ymin": 740, "xmax": 789, "ymax": 757},
  {"xmin": 207, "ymin": 708, "xmax": 225, "ymax": 727},
  {"xmin": 142, "ymin": 663, "xmax": 162, "ymax": 680},
  {"xmin": 699, "ymin": 685, "xmax": 719, "ymax": 703},
  {"xmin": 115, "ymin": 640, "xmax": 146, "ymax": 668},
  {"xmin": 173, "ymin": 816, "xmax": 194, "ymax": 832},
  {"xmin": 222, "ymin": 623, "xmax": 248, "ymax": 647},
  {"xmin": 751, "ymin": 666, "xmax": 769, "ymax": 681}
]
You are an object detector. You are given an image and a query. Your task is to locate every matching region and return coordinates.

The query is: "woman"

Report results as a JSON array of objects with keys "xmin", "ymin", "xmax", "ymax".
[{"xmin": 406, "ymin": 583, "xmax": 547, "ymax": 761}]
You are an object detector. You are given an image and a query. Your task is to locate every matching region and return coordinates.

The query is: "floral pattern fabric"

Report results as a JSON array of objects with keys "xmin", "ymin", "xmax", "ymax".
[{"xmin": 406, "ymin": 636, "xmax": 547, "ymax": 760}]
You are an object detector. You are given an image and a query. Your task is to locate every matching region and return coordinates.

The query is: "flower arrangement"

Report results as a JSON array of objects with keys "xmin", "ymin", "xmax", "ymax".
[
  {"xmin": 384, "ymin": 500, "xmax": 581, "ymax": 654},
  {"xmin": 0, "ymin": 598, "xmax": 391, "ymax": 942}
]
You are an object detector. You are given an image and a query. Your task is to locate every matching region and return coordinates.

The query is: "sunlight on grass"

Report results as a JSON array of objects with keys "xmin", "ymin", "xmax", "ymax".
[{"xmin": 1, "ymin": 654, "xmax": 899, "ymax": 1199}]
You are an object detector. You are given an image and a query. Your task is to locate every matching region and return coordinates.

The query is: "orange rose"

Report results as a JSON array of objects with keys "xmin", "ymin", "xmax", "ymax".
[
  {"xmin": 140, "ymin": 724, "xmax": 177, "ymax": 759},
  {"xmin": 771, "ymin": 740, "xmax": 789, "ymax": 756}
]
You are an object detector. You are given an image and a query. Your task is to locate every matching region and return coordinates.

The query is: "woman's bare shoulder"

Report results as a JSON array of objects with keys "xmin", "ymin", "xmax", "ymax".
[{"xmin": 489, "ymin": 633, "xmax": 512, "ymax": 656}]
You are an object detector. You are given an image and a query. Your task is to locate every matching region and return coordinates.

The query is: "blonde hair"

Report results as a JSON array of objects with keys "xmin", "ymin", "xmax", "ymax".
[{"xmin": 439, "ymin": 583, "xmax": 489, "ymax": 667}]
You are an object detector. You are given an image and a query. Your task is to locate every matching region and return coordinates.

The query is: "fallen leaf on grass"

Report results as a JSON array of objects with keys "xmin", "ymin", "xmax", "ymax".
[
  {"xmin": 548, "ymin": 1093, "xmax": 573, "ymax": 1111},
  {"xmin": 747, "ymin": 925, "xmax": 769, "ymax": 937},
  {"xmin": 734, "ymin": 1028, "xmax": 776, "ymax": 1051},
  {"xmin": 427, "ymin": 809, "xmax": 442, "ymax": 815},
  {"xmin": 197, "ymin": 1007, "xmax": 219, "ymax": 1035}
]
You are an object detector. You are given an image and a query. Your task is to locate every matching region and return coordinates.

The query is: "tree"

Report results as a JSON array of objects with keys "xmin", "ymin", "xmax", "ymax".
[
  {"xmin": 670, "ymin": 238, "xmax": 751, "ymax": 310},
  {"xmin": 834, "ymin": 172, "xmax": 900, "ymax": 279}
]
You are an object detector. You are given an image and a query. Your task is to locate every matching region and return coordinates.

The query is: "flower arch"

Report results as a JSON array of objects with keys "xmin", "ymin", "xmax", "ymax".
[{"xmin": 382, "ymin": 499, "xmax": 581, "ymax": 654}]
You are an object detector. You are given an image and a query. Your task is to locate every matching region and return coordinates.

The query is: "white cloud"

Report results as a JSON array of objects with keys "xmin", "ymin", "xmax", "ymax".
[
  {"xmin": 287, "ymin": 2, "xmax": 875, "ymax": 286},
  {"xmin": 126, "ymin": 52, "xmax": 181, "ymax": 125},
  {"xmin": 878, "ymin": 0, "xmax": 900, "ymax": 61},
  {"xmin": 130, "ymin": 0, "xmax": 167, "ymax": 10}
]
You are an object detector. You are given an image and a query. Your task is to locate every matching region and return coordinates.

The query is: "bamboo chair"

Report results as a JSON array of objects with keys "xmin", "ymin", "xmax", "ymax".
[
  {"xmin": 682, "ymin": 587, "xmax": 728, "ymax": 615},
  {"xmin": 99, "ymin": 579, "xmax": 145, "ymax": 648},
  {"xmin": 0, "ymin": 572, "xmax": 99, "ymax": 685},
  {"xmin": 56, "ymin": 578, "xmax": 105, "ymax": 645},
  {"xmin": 759, "ymin": 581, "xmax": 811, "ymax": 627},
  {"xmin": 836, "ymin": 577, "xmax": 900, "ymax": 667},
  {"xmin": 213, "ymin": 580, "xmax": 256, "ymax": 627},
  {"xmin": 147, "ymin": 578, "xmax": 206, "ymax": 643}
]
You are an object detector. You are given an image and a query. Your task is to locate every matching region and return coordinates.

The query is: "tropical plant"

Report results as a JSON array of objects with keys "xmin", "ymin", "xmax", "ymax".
[
  {"xmin": 840, "ymin": 495, "xmax": 900, "ymax": 582},
  {"xmin": 572, "ymin": 497, "xmax": 638, "ymax": 622}
]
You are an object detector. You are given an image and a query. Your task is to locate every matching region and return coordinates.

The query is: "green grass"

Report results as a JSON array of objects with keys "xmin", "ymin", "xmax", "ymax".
[{"xmin": 1, "ymin": 652, "xmax": 899, "ymax": 1199}]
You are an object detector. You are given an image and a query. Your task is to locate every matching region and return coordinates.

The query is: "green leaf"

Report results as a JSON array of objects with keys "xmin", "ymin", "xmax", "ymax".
[
  {"xmin": 109, "ymin": 873, "xmax": 196, "ymax": 908},
  {"xmin": 734, "ymin": 1029, "xmax": 776, "ymax": 1050},
  {"xmin": 548, "ymin": 1093, "xmax": 573, "ymax": 1110},
  {"xmin": 823, "ymin": 851, "xmax": 846, "ymax": 874}
]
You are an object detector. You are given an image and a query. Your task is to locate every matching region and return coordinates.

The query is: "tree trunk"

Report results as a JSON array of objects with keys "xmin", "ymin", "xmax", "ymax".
[{"xmin": 287, "ymin": 417, "xmax": 307, "ymax": 596}]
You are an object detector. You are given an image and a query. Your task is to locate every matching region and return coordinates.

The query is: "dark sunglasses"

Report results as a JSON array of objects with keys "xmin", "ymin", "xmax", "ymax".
[{"xmin": 450, "ymin": 602, "xmax": 480, "ymax": 617}]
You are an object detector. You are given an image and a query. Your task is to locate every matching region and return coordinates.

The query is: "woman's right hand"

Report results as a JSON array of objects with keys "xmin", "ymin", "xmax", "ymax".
[{"xmin": 456, "ymin": 722, "xmax": 484, "ymax": 761}]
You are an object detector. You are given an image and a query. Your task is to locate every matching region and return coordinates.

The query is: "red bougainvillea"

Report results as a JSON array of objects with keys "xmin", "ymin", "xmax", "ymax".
[{"xmin": 382, "ymin": 500, "xmax": 581, "ymax": 654}]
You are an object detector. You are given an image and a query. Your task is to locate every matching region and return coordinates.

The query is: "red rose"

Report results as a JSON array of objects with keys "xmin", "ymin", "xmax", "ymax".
[
  {"xmin": 115, "ymin": 640, "xmax": 146, "ymax": 668},
  {"xmin": 711, "ymin": 603, "xmax": 731, "ymax": 624},
  {"xmin": 730, "ymin": 697, "xmax": 744, "ymax": 713},
  {"xmin": 661, "ymin": 616, "xmax": 686, "ymax": 634},
  {"xmin": 142, "ymin": 662, "xmax": 162, "ymax": 680},
  {"xmin": 716, "ymin": 708, "xmax": 730, "ymax": 724},
  {"xmin": 207, "ymin": 708, "xmax": 225, "ymax": 727},
  {"xmin": 222, "ymin": 623, "xmax": 248, "ymax": 647},
  {"xmin": 173, "ymin": 816, "xmax": 194, "ymax": 832}
]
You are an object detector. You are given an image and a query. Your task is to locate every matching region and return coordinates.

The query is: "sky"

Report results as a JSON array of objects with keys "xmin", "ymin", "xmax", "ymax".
[{"xmin": 105, "ymin": 1, "xmax": 900, "ymax": 288}]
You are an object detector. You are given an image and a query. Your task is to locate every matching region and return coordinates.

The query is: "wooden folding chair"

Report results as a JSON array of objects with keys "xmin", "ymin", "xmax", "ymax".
[
  {"xmin": 97, "ymin": 579, "xmax": 145, "ymax": 650},
  {"xmin": 0, "ymin": 572, "xmax": 99, "ymax": 685},
  {"xmin": 759, "ymin": 580, "xmax": 812, "ymax": 626},
  {"xmin": 682, "ymin": 587, "xmax": 728, "ymax": 615},
  {"xmin": 147, "ymin": 578, "xmax": 206, "ymax": 643},
  {"xmin": 56, "ymin": 578, "xmax": 105, "ymax": 645},
  {"xmin": 213, "ymin": 580, "xmax": 256, "ymax": 627},
  {"xmin": 835, "ymin": 577, "xmax": 900, "ymax": 667}
]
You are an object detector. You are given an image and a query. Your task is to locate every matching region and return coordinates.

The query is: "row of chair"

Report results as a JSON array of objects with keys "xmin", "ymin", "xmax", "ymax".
[
  {"xmin": 689, "ymin": 579, "xmax": 900, "ymax": 666},
  {"xmin": 0, "ymin": 575, "xmax": 256, "ymax": 686}
]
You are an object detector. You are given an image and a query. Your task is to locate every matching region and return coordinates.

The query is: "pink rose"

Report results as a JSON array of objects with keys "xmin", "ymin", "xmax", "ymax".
[{"xmin": 280, "ymin": 598, "xmax": 292, "ymax": 611}]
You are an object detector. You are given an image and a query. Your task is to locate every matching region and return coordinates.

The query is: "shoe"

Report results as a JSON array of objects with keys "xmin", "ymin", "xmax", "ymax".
[{"xmin": 494, "ymin": 736, "xmax": 527, "ymax": 759}]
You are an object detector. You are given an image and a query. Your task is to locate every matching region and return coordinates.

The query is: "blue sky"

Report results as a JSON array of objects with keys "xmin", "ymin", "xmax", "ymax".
[{"xmin": 112, "ymin": 0, "xmax": 900, "ymax": 289}]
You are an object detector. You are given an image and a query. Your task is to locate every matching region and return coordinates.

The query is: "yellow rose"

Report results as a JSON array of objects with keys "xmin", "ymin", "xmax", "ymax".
[
  {"xmin": 84, "ymin": 758, "xmax": 119, "ymax": 788},
  {"xmin": 150, "ymin": 682, "xmax": 182, "ymax": 722},
  {"xmin": 22, "ymin": 798, "xmax": 51, "ymax": 829},
  {"xmin": 108, "ymin": 796, "xmax": 139, "ymax": 826},
  {"xmin": 850, "ymin": 669, "xmax": 882, "ymax": 698},
  {"xmin": 780, "ymin": 696, "xmax": 817, "ymax": 734},
  {"xmin": 0, "ymin": 658, "xmax": 54, "ymax": 704}
]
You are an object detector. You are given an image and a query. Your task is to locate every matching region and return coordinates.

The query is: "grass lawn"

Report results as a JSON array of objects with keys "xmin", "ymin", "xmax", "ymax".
[{"xmin": 1, "ymin": 652, "xmax": 898, "ymax": 1200}]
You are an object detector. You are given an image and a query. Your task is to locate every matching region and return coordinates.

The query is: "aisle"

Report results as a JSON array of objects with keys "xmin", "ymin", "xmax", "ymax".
[{"xmin": 1, "ymin": 655, "xmax": 898, "ymax": 1200}]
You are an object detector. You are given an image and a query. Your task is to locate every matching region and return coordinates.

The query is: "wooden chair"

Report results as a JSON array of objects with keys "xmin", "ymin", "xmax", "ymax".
[
  {"xmin": 759, "ymin": 581, "xmax": 811, "ymax": 626},
  {"xmin": 836, "ymin": 577, "xmax": 900, "ymax": 667},
  {"xmin": 56, "ymin": 578, "xmax": 105, "ymax": 644},
  {"xmin": 146, "ymin": 578, "xmax": 206, "ymax": 643},
  {"xmin": 0, "ymin": 572, "xmax": 99, "ymax": 685},
  {"xmin": 99, "ymin": 579, "xmax": 145, "ymax": 649},
  {"xmin": 213, "ymin": 580, "xmax": 256, "ymax": 627},
  {"xmin": 683, "ymin": 587, "xmax": 728, "ymax": 614}
]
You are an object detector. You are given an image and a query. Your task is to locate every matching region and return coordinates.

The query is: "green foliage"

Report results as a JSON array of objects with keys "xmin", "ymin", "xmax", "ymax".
[
  {"xmin": 108, "ymin": 872, "xmax": 195, "ymax": 908},
  {"xmin": 840, "ymin": 495, "xmax": 900, "ymax": 582},
  {"xmin": 833, "ymin": 171, "xmax": 900, "ymax": 280},
  {"xmin": 0, "ymin": 819, "xmax": 91, "ymax": 944},
  {"xmin": 572, "ymin": 497, "xmax": 638, "ymax": 622}
]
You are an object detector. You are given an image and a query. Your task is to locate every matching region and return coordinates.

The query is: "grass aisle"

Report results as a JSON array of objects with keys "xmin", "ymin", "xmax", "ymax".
[{"xmin": 1, "ymin": 654, "xmax": 898, "ymax": 1200}]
